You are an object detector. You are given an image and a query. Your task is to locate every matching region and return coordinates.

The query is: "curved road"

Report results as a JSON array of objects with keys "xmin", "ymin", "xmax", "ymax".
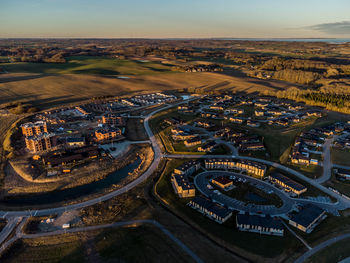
[
  {"xmin": 295, "ymin": 231, "xmax": 350, "ymax": 263},
  {"xmin": 0, "ymin": 96, "xmax": 349, "ymax": 261},
  {"xmin": 194, "ymin": 171, "xmax": 295, "ymax": 215},
  {"xmin": 0, "ymin": 219, "xmax": 204, "ymax": 263},
  {"xmin": 0, "ymin": 99, "xmax": 192, "ymax": 218},
  {"xmin": 164, "ymin": 153, "xmax": 350, "ymax": 212}
]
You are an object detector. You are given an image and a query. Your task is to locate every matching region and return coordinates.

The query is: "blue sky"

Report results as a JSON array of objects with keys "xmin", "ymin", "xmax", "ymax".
[{"xmin": 1, "ymin": 0, "xmax": 350, "ymax": 38}]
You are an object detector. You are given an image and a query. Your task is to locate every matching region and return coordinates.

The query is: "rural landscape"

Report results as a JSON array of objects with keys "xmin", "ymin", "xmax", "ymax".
[{"xmin": 1, "ymin": 1, "xmax": 350, "ymax": 263}]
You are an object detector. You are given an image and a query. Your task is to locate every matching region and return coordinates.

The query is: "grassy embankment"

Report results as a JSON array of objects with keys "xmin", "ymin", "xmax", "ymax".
[
  {"xmin": 305, "ymin": 237, "xmax": 350, "ymax": 263},
  {"xmin": 0, "ymin": 55, "xmax": 294, "ymax": 110},
  {"xmin": 331, "ymin": 148, "xmax": 350, "ymax": 167},
  {"xmin": 0, "ymin": 225, "xmax": 193, "ymax": 263},
  {"xmin": 1, "ymin": 56, "xmax": 174, "ymax": 76}
]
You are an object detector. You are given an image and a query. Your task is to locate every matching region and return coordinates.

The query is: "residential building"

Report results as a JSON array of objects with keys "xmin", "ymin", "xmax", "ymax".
[
  {"xmin": 240, "ymin": 142, "xmax": 265, "ymax": 151},
  {"xmin": 269, "ymin": 173, "xmax": 307, "ymax": 195},
  {"xmin": 204, "ymin": 158, "xmax": 266, "ymax": 177},
  {"xmin": 173, "ymin": 160, "xmax": 201, "ymax": 176},
  {"xmin": 236, "ymin": 213, "xmax": 284, "ymax": 236},
  {"xmin": 229, "ymin": 117, "xmax": 244, "ymax": 124},
  {"xmin": 198, "ymin": 141, "xmax": 217, "ymax": 152},
  {"xmin": 21, "ymin": 121, "xmax": 48, "ymax": 137},
  {"xmin": 211, "ymin": 176, "xmax": 233, "ymax": 190},
  {"xmin": 66, "ymin": 137, "xmax": 85, "ymax": 147},
  {"xmin": 75, "ymin": 106, "xmax": 90, "ymax": 116},
  {"xmin": 95, "ymin": 128, "xmax": 121, "ymax": 141},
  {"xmin": 247, "ymin": 120, "xmax": 260, "ymax": 128},
  {"xmin": 184, "ymin": 136, "xmax": 202, "ymax": 147},
  {"xmin": 102, "ymin": 114, "xmax": 124, "ymax": 126},
  {"xmin": 188, "ymin": 196, "xmax": 232, "ymax": 224},
  {"xmin": 288, "ymin": 204, "xmax": 326, "ymax": 233},
  {"xmin": 335, "ymin": 168, "xmax": 350, "ymax": 181},
  {"xmin": 171, "ymin": 173, "xmax": 196, "ymax": 198},
  {"xmin": 255, "ymin": 110, "xmax": 265, "ymax": 117},
  {"xmin": 25, "ymin": 133, "xmax": 57, "ymax": 153}
]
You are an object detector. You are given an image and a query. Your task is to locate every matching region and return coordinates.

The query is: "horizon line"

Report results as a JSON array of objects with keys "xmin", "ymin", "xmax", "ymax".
[{"xmin": 0, "ymin": 37, "xmax": 343, "ymax": 40}]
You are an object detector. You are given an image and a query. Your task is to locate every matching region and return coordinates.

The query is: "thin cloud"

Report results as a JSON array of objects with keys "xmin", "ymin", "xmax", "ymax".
[{"xmin": 305, "ymin": 21, "xmax": 350, "ymax": 35}]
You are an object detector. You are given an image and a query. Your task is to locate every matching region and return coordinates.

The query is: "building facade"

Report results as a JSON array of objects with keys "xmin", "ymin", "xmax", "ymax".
[
  {"xmin": 21, "ymin": 121, "xmax": 48, "ymax": 137},
  {"xmin": 95, "ymin": 128, "xmax": 121, "ymax": 141},
  {"xmin": 25, "ymin": 133, "xmax": 57, "ymax": 153},
  {"xmin": 204, "ymin": 158, "xmax": 266, "ymax": 177}
]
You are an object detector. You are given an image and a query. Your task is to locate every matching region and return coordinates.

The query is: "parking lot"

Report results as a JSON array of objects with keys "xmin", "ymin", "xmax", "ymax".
[{"xmin": 194, "ymin": 171, "xmax": 296, "ymax": 216}]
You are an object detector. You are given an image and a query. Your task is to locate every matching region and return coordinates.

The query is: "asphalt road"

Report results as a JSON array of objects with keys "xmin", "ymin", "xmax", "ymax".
[
  {"xmin": 0, "ymin": 96, "xmax": 349, "ymax": 260},
  {"xmin": 165, "ymin": 153, "xmax": 350, "ymax": 211},
  {"xmin": 0, "ymin": 98, "xmax": 195, "ymax": 218},
  {"xmin": 21, "ymin": 219, "xmax": 204, "ymax": 263},
  {"xmin": 194, "ymin": 171, "xmax": 295, "ymax": 216},
  {"xmin": 0, "ymin": 219, "xmax": 203, "ymax": 263},
  {"xmin": 0, "ymin": 217, "xmax": 21, "ymax": 246}
]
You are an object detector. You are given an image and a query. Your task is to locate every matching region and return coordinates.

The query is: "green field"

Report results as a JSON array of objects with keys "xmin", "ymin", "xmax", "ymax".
[
  {"xmin": 332, "ymin": 148, "xmax": 350, "ymax": 166},
  {"xmin": 305, "ymin": 237, "xmax": 350, "ymax": 263},
  {"xmin": 95, "ymin": 225, "xmax": 194, "ymax": 263},
  {"xmin": 1, "ymin": 236, "xmax": 85, "ymax": 263},
  {"xmin": 1, "ymin": 224, "xmax": 194, "ymax": 263},
  {"xmin": 1, "ymin": 56, "xmax": 174, "ymax": 76}
]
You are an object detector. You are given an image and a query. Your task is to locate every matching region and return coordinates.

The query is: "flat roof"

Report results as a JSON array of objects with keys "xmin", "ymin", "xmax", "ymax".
[
  {"xmin": 270, "ymin": 173, "xmax": 306, "ymax": 192},
  {"xmin": 289, "ymin": 204, "xmax": 324, "ymax": 228},
  {"xmin": 237, "ymin": 214, "xmax": 283, "ymax": 230}
]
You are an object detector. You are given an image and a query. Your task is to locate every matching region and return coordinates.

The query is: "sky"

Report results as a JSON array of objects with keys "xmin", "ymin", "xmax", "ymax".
[{"xmin": 1, "ymin": 0, "xmax": 350, "ymax": 38}]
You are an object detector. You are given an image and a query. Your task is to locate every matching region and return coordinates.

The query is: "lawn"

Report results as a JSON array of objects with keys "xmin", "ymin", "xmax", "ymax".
[
  {"xmin": 0, "ymin": 235, "xmax": 85, "ymax": 263},
  {"xmin": 286, "ymin": 162, "xmax": 324, "ymax": 179},
  {"xmin": 324, "ymin": 171, "xmax": 350, "ymax": 197},
  {"xmin": 226, "ymin": 120, "xmax": 301, "ymax": 162},
  {"xmin": 331, "ymin": 148, "xmax": 350, "ymax": 166},
  {"xmin": 1, "ymin": 56, "xmax": 174, "ymax": 76},
  {"xmin": 269, "ymin": 167, "xmax": 331, "ymax": 199},
  {"xmin": 95, "ymin": 225, "xmax": 194, "ymax": 263},
  {"xmin": 155, "ymin": 159, "xmax": 302, "ymax": 258},
  {"xmin": 305, "ymin": 237, "xmax": 350, "ymax": 263},
  {"xmin": 293, "ymin": 213, "xmax": 350, "ymax": 247}
]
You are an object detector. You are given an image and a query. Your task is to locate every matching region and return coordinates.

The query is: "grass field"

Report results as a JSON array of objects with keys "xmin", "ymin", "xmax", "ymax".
[
  {"xmin": 1, "ymin": 224, "xmax": 194, "ymax": 263},
  {"xmin": 1, "ymin": 56, "xmax": 174, "ymax": 76},
  {"xmin": 325, "ymin": 172, "xmax": 350, "ymax": 197},
  {"xmin": 305, "ymin": 237, "xmax": 350, "ymax": 263},
  {"xmin": 95, "ymin": 225, "xmax": 194, "ymax": 263},
  {"xmin": 0, "ymin": 55, "xmax": 297, "ymax": 110},
  {"xmin": 1, "ymin": 235, "xmax": 85, "ymax": 263},
  {"xmin": 331, "ymin": 148, "xmax": 350, "ymax": 166}
]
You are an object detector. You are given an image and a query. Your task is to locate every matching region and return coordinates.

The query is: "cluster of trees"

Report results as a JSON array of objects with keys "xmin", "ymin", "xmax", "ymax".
[
  {"xmin": 1, "ymin": 101, "xmax": 39, "ymax": 115},
  {"xmin": 264, "ymin": 87, "xmax": 350, "ymax": 114},
  {"xmin": 173, "ymin": 64, "xmax": 223, "ymax": 73},
  {"xmin": 273, "ymin": 69, "xmax": 321, "ymax": 85},
  {"xmin": 260, "ymin": 57, "xmax": 328, "ymax": 72}
]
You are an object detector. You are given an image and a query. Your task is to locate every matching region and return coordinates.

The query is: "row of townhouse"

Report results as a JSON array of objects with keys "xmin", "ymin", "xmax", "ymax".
[
  {"xmin": 204, "ymin": 158, "xmax": 266, "ymax": 178},
  {"xmin": 236, "ymin": 213, "xmax": 284, "ymax": 236},
  {"xmin": 171, "ymin": 161, "xmax": 201, "ymax": 198},
  {"xmin": 188, "ymin": 196, "xmax": 232, "ymax": 224},
  {"xmin": 268, "ymin": 173, "xmax": 307, "ymax": 195}
]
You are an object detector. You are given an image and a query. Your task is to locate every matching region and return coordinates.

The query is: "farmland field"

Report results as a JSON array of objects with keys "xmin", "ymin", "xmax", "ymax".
[
  {"xmin": 0, "ymin": 55, "xmax": 302, "ymax": 111},
  {"xmin": 1, "ymin": 56, "xmax": 174, "ymax": 76}
]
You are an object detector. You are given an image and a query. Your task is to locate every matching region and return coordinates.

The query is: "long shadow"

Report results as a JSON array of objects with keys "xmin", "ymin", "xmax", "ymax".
[
  {"xmin": 0, "ymin": 74, "xmax": 46, "ymax": 84},
  {"xmin": 219, "ymin": 69, "xmax": 300, "ymax": 91},
  {"xmin": 27, "ymin": 96, "xmax": 90, "ymax": 109}
]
